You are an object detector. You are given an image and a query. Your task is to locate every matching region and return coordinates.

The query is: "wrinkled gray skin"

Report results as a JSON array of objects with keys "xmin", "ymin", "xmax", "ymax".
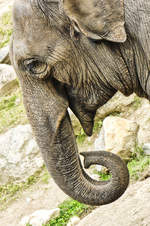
[{"xmin": 10, "ymin": 0, "xmax": 150, "ymax": 206}]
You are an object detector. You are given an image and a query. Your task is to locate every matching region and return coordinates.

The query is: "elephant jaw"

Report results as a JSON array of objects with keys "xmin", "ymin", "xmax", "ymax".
[
  {"xmin": 68, "ymin": 101, "xmax": 96, "ymax": 136},
  {"xmin": 73, "ymin": 109, "xmax": 95, "ymax": 136}
]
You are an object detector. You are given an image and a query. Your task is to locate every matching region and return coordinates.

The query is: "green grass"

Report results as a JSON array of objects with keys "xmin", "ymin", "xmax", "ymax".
[
  {"xmin": 0, "ymin": 11, "xmax": 12, "ymax": 48},
  {"xmin": 93, "ymin": 119, "xmax": 103, "ymax": 133},
  {"xmin": 0, "ymin": 89, "xmax": 28, "ymax": 133},
  {"xmin": 41, "ymin": 169, "xmax": 51, "ymax": 184},
  {"xmin": 128, "ymin": 146, "xmax": 150, "ymax": 181},
  {"xmin": 76, "ymin": 128, "xmax": 87, "ymax": 144},
  {"xmin": 97, "ymin": 171, "xmax": 111, "ymax": 181},
  {"xmin": 45, "ymin": 199, "xmax": 92, "ymax": 226},
  {"xmin": 76, "ymin": 119, "xmax": 103, "ymax": 145},
  {"xmin": 0, "ymin": 166, "xmax": 50, "ymax": 209}
]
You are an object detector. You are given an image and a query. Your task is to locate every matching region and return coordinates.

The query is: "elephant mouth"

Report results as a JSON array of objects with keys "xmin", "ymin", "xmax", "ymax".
[{"xmin": 66, "ymin": 89, "xmax": 97, "ymax": 136}]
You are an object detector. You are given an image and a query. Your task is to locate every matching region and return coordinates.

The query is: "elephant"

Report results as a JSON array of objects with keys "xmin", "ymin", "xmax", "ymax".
[{"xmin": 10, "ymin": 0, "xmax": 150, "ymax": 206}]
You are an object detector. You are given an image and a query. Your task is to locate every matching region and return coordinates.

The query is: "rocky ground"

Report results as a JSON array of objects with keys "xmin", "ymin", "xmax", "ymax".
[
  {"xmin": 1, "ymin": 0, "xmax": 150, "ymax": 226},
  {"xmin": 0, "ymin": 178, "xmax": 68, "ymax": 226},
  {"xmin": 79, "ymin": 176, "xmax": 150, "ymax": 226},
  {"xmin": 1, "ymin": 168, "xmax": 150, "ymax": 226}
]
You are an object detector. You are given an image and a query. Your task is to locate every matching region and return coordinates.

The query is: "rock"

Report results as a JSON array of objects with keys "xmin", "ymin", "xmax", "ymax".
[
  {"xmin": 96, "ymin": 116, "xmax": 138, "ymax": 159},
  {"xmin": 0, "ymin": 46, "xmax": 10, "ymax": 64},
  {"xmin": 0, "ymin": 0, "xmax": 14, "ymax": 18},
  {"xmin": 127, "ymin": 98, "xmax": 150, "ymax": 145},
  {"xmin": 20, "ymin": 208, "xmax": 60, "ymax": 226},
  {"xmin": 94, "ymin": 127, "xmax": 105, "ymax": 151},
  {"xmin": 0, "ymin": 124, "xmax": 43, "ymax": 185},
  {"xmin": 78, "ymin": 178, "xmax": 150, "ymax": 226},
  {"xmin": 96, "ymin": 92, "xmax": 150, "ymax": 146},
  {"xmin": 97, "ymin": 92, "xmax": 136, "ymax": 119},
  {"xmin": 67, "ymin": 216, "xmax": 80, "ymax": 226},
  {"xmin": 0, "ymin": 64, "xmax": 18, "ymax": 96},
  {"xmin": 143, "ymin": 143, "xmax": 150, "ymax": 155}
]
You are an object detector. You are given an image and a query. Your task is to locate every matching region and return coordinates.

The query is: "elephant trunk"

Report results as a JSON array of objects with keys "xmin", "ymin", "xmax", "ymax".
[
  {"xmin": 45, "ymin": 113, "xmax": 129, "ymax": 205},
  {"xmin": 18, "ymin": 76, "xmax": 129, "ymax": 206}
]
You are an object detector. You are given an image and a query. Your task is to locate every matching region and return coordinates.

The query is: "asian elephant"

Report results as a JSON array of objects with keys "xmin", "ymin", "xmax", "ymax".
[{"xmin": 10, "ymin": 0, "xmax": 150, "ymax": 206}]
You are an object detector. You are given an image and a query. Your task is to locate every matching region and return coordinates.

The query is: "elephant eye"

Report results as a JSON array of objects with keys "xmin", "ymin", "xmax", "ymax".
[{"xmin": 24, "ymin": 58, "xmax": 48, "ymax": 78}]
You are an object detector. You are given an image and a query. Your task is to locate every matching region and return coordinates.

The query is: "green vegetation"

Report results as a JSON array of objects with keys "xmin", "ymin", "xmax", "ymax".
[
  {"xmin": 76, "ymin": 128, "xmax": 87, "ymax": 144},
  {"xmin": 128, "ymin": 145, "xmax": 150, "ymax": 181},
  {"xmin": 0, "ymin": 166, "xmax": 50, "ymax": 209},
  {"xmin": 41, "ymin": 169, "xmax": 51, "ymax": 184},
  {"xmin": 0, "ymin": 88, "xmax": 28, "ymax": 133},
  {"xmin": 93, "ymin": 119, "xmax": 103, "ymax": 133},
  {"xmin": 76, "ymin": 119, "xmax": 103, "ymax": 145},
  {"xmin": 131, "ymin": 96, "xmax": 142, "ymax": 110},
  {"xmin": 93, "ymin": 145, "xmax": 150, "ymax": 182},
  {"xmin": 93, "ymin": 169, "xmax": 112, "ymax": 181},
  {"xmin": 45, "ymin": 199, "xmax": 93, "ymax": 226},
  {"xmin": 0, "ymin": 11, "xmax": 12, "ymax": 48}
]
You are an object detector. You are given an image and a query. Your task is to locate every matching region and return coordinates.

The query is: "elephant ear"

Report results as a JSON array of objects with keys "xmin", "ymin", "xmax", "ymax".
[{"xmin": 61, "ymin": 0, "xmax": 126, "ymax": 42}]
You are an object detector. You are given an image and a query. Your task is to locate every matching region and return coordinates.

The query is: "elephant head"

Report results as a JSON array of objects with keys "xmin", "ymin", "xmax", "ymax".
[{"xmin": 10, "ymin": 0, "xmax": 129, "ymax": 206}]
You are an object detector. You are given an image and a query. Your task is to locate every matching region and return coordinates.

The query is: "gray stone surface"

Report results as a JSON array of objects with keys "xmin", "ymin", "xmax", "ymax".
[
  {"xmin": 95, "ymin": 116, "xmax": 138, "ymax": 159},
  {"xmin": 0, "ymin": 124, "xmax": 43, "ymax": 185},
  {"xmin": 20, "ymin": 208, "xmax": 60, "ymax": 226},
  {"xmin": 78, "ymin": 177, "xmax": 150, "ymax": 226},
  {"xmin": 143, "ymin": 143, "xmax": 150, "ymax": 155}
]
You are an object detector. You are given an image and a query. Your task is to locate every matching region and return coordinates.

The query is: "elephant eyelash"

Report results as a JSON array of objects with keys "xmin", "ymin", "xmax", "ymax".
[{"xmin": 23, "ymin": 58, "xmax": 48, "ymax": 78}]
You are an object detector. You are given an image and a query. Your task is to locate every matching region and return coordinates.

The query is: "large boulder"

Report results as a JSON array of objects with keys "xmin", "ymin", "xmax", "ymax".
[
  {"xmin": 97, "ymin": 92, "xmax": 136, "ymax": 119},
  {"xmin": 0, "ymin": 64, "xmax": 18, "ymax": 96},
  {"xmin": 95, "ymin": 116, "xmax": 139, "ymax": 159},
  {"xmin": 97, "ymin": 92, "xmax": 150, "ymax": 147},
  {"xmin": 0, "ymin": 124, "xmax": 43, "ymax": 185},
  {"xmin": 127, "ymin": 98, "xmax": 150, "ymax": 145},
  {"xmin": 20, "ymin": 208, "xmax": 60, "ymax": 226}
]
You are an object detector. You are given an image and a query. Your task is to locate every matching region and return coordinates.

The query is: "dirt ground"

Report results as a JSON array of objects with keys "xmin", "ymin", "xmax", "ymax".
[
  {"xmin": 1, "ymin": 174, "xmax": 150, "ymax": 226},
  {"xmin": 0, "ymin": 179, "xmax": 68, "ymax": 226}
]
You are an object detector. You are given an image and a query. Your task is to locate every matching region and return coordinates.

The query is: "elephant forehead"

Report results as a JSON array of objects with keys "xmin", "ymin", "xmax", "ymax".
[
  {"xmin": 13, "ymin": 0, "xmax": 48, "ymax": 38},
  {"xmin": 12, "ymin": 0, "xmax": 57, "ymax": 59}
]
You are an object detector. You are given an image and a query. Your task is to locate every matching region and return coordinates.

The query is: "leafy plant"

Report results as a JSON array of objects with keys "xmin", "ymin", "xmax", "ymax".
[
  {"xmin": 128, "ymin": 145, "xmax": 150, "ymax": 180},
  {"xmin": 45, "ymin": 199, "xmax": 90, "ymax": 226}
]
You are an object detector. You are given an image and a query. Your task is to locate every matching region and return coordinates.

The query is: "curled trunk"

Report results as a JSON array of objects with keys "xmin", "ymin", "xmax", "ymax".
[{"xmin": 43, "ymin": 113, "xmax": 129, "ymax": 205}]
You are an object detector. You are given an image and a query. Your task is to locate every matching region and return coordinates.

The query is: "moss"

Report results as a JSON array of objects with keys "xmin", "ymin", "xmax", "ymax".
[
  {"xmin": 131, "ymin": 96, "xmax": 142, "ymax": 110},
  {"xmin": 0, "ymin": 89, "xmax": 28, "ymax": 133},
  {"xmin": 0, "ymin": 11, "xmax": 12, "ymax": 48}
]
